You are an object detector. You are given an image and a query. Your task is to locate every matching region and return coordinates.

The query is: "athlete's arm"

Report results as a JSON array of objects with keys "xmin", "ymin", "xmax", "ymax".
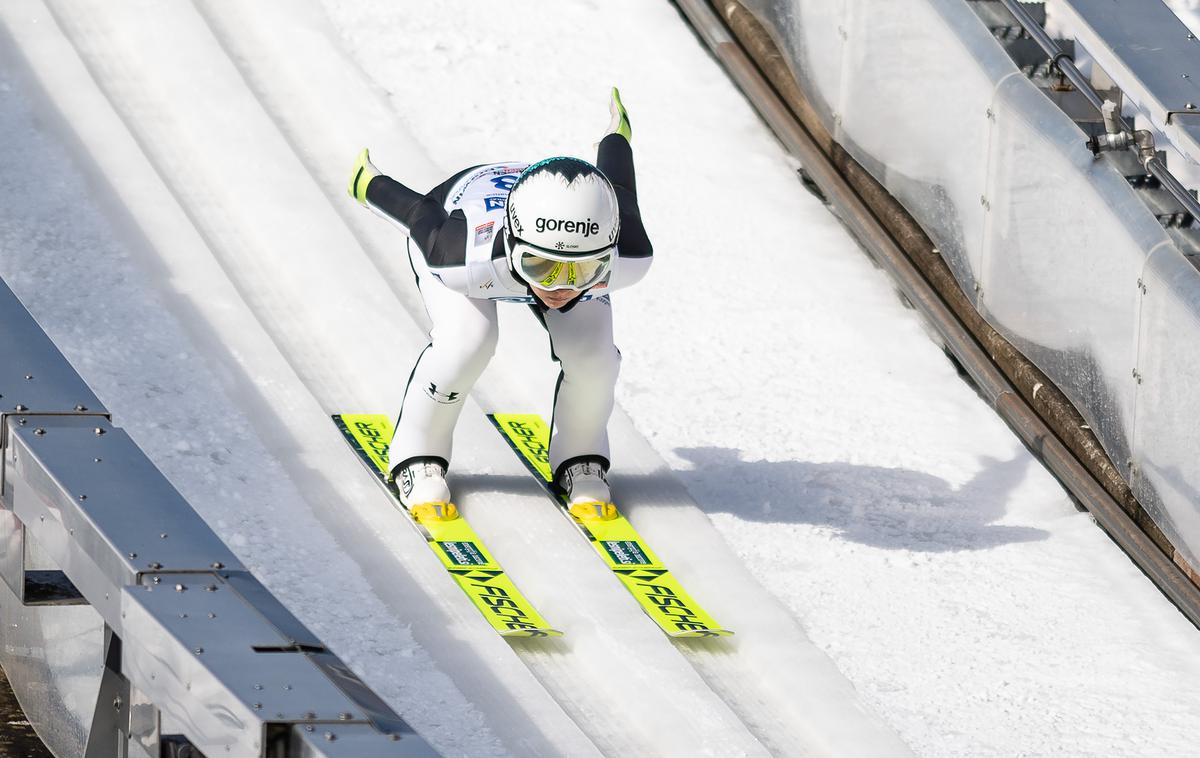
[
  {"xmin": 365, "ymin": 176, "xmax": 449, "ymax": 262},
  {"xmin": 596, "ymin": 133, "xmax": 653, "ymax": 290}
]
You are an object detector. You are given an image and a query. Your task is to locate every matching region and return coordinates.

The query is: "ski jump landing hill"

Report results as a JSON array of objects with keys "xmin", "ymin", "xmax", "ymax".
[
  {"xmin": 0, "ymin": 0, "xmax": 914, "ymax": 755},
  {"xmin": 0, "ymin": 282, "xmax": 437, "ymax": 758},
  {"xmin": 1, "ymin": 0, "xmax": 1200, "ymax": 756},
  {"xmin": 683, "ymin": 0, "xmax": 1200, "ymax": 611}
]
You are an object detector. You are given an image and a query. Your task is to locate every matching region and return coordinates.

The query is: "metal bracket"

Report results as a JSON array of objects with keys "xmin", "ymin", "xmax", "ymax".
[
  {"xmin": 0, "ymin": 509, "xmax": 85, "ymax": 607},
  {"xmin": 82, "ymin": 627, "xmax": 131, "ymax": 758},
  {"xmin": 0, "ymin": 410, "xmax": 109, "ymax": 503},
  {"xmin": 1166, "ymin": 108, "xmax": 1200, "ymax": 124}
]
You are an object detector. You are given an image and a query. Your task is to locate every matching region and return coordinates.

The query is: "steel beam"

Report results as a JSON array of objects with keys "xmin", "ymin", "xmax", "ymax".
[{"xmin": 0, "ymin": 277, "xmax": 438, "ymax": 755}]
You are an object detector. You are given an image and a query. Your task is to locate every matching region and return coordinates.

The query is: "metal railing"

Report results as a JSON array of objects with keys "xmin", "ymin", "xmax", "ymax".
[
  {"xmin": 672, "ymin": 0, "xmax": 1200, "ymax": 625},
  {"xmin": 998, "ymin": 0, "xmax": 1200, "ymax": 225},
  {"xmin": 0, "ymin": 278, "xmax": 437, "ymax": 757}
]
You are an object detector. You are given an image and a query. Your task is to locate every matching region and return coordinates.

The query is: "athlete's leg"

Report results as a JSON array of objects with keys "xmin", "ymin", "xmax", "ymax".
[
  {"xmin": 538, "ymin": 295, "xmax": 621, "ymax": 481},
  {"xmin": 389, "ymin": 248, "xmax": 498, "ymax": 475}
]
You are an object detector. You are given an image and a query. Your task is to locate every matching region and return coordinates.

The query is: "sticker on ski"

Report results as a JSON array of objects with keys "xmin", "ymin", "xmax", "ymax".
[
  {"xmin": 334, "ymin": 413, "xmax": 561, "ymax": 638},
  {"xmin": 489, "ymin": 413, "xmax": 732, "ymax": 638}
]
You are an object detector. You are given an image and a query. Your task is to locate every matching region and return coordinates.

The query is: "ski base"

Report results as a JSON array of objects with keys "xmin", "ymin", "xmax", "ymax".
[
  {"xmin": 333, "ymin": 413, "xmax": 561, "ymax": 638},
  {"xmin": 489, "ymin": 413, "xmax": 732, "ymax": 639}
]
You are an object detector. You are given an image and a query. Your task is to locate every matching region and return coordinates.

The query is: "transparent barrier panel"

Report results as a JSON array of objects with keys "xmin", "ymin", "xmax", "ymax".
[
  {"xmin": 738, "ymin": 0, "xmax": 1199, "ymax": 558},
  {"xmin": 979, "ymin": 74, "xmax": 1166, "ymax": 476},
  {"xmin": 741, "ymin": 0, "xmax": 847, "ymax": 137},
  {"xmin": 1132, "ymin": 247, "xmax": 1200, "ymax": 567},
  {"xmin": 836, "ymin": 0, "xmax": 1017, "ymax": 302},
  {"xmin": 0, "ymin": 578, "xmax": 105, "ymax": 756}
]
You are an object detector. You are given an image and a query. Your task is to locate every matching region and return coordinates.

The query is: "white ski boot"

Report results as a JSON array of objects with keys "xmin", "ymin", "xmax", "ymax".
[
  {"xmin": 394, "ymin": 458, "xmax": 458, "ymax": 522},
  {"xmin": 559, "ymin": 459, "xmax": 617, "ymax": 522}
]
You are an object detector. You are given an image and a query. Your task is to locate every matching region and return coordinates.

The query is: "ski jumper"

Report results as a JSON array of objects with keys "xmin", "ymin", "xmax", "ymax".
[{"xmin": 363, "ymin": 134, "xmax": 653, "ymax": 482}]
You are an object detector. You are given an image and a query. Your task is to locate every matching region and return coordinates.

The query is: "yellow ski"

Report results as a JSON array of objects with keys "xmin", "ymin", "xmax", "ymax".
[
  {"xmin": 489, "ymin": 413, "xmax": 732, "ymax": 639},
  {"xmin": 333, "ymin": 414, "xmax": 560, "ymax": 638}
]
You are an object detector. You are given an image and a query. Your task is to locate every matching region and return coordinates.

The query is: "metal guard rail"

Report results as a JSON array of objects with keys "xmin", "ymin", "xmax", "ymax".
[
  {"xmin": 0, "ymin": 277, "xmax": 437, "ymax": 757},
  {"xmin": 998, "ymin": 0, "xmax": 1200, "ymax": 225},
  {"xmin": 670, "ymin": 0, "xmax": 1200, "ymax": 629}
]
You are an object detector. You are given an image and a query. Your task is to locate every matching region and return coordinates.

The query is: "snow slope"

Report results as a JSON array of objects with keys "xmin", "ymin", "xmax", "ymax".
[
  {"xmin": 0, "ymin": 0, "xmax": 1198, "ymax": 756},
  {"xmin": 317, "ymin": 2, "xmax": 1200, "ymax": 755},
  {"xmin": 1147, "ymin": 0, "xmax": 1200, "ymax": 38}
]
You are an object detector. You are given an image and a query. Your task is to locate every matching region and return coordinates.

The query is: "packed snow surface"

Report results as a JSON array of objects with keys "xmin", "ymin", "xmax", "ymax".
[{"xmin": 1, "ymin": 0, "xmax": 1199, "ymax": 756}]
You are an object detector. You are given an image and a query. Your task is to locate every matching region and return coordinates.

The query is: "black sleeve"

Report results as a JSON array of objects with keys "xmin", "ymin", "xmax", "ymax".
[
  {"xmin": 597, "ymin": 134, "xmax": 652, "ymax": 259},
  {"xmin": 365, "ymin": 165, "xmax": 480, "ymax": 267},
  {"xmin": 365, "ymin": 175, "xmax": 448, "ymax": 261}
]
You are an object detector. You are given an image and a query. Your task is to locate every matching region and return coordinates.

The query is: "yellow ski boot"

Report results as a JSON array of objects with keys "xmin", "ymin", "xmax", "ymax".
[
  {"xmin": 410, "ymin": 501, "xmax": 460, "ymax": 523},
  {"xmin": 560, "ymin": 458, "xmax": 618, "ymax": 522},
  {"xmin": 568, "ymin": 500, "xmax": 618, "ymax": 522},
  {"xmin": 394, "ymin": 458, "xmax": 459, "ymax": 522}
]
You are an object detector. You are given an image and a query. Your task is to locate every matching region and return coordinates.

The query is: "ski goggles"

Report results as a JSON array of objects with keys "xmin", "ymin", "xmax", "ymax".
[{"xmin": 508, "ymin": 238, "xmax": 614, "ymax": 291}]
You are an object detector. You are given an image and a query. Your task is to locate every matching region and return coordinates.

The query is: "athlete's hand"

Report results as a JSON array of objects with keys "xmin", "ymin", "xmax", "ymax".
[{"xmin": 348, "ymin": 148, "xmax": 379, "ymax": 204}]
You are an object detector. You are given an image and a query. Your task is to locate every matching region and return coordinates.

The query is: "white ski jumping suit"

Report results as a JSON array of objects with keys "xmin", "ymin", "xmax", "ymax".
[{"xmin": 363, "ymin": 134, "xmax": 653, "ymax": 484}]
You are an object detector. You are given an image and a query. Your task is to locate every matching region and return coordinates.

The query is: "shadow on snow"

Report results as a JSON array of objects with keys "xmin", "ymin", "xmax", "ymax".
[{"xmin": 669, "ymin": 446, "xmax": 1048, "ymax": 552}]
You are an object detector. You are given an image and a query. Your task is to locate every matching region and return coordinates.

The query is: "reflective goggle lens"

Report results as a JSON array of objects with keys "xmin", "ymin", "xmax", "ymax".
[{"xmin": 517, "ymin": 250, "xmax": 612, "ymax": 291}]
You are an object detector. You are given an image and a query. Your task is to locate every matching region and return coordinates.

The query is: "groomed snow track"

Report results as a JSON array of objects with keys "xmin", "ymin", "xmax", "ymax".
[
  {"xmin": 5, "ymin": 0, "xmax": 1200, "ymax": 756},
  {"xmin": 0, "ymin": 0, "xmax": 912, "ymax": 755}
]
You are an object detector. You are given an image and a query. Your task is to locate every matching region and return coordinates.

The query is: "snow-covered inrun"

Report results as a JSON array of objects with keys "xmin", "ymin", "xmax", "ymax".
[{"xmin": 1, "ymin": 0, "xmax": 1199, "ymax": 755}]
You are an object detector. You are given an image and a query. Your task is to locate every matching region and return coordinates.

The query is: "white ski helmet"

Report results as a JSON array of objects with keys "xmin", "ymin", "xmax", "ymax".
[{"xmin": 504, "ymin": 157, "xmax": 620, "ymax": 291}]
